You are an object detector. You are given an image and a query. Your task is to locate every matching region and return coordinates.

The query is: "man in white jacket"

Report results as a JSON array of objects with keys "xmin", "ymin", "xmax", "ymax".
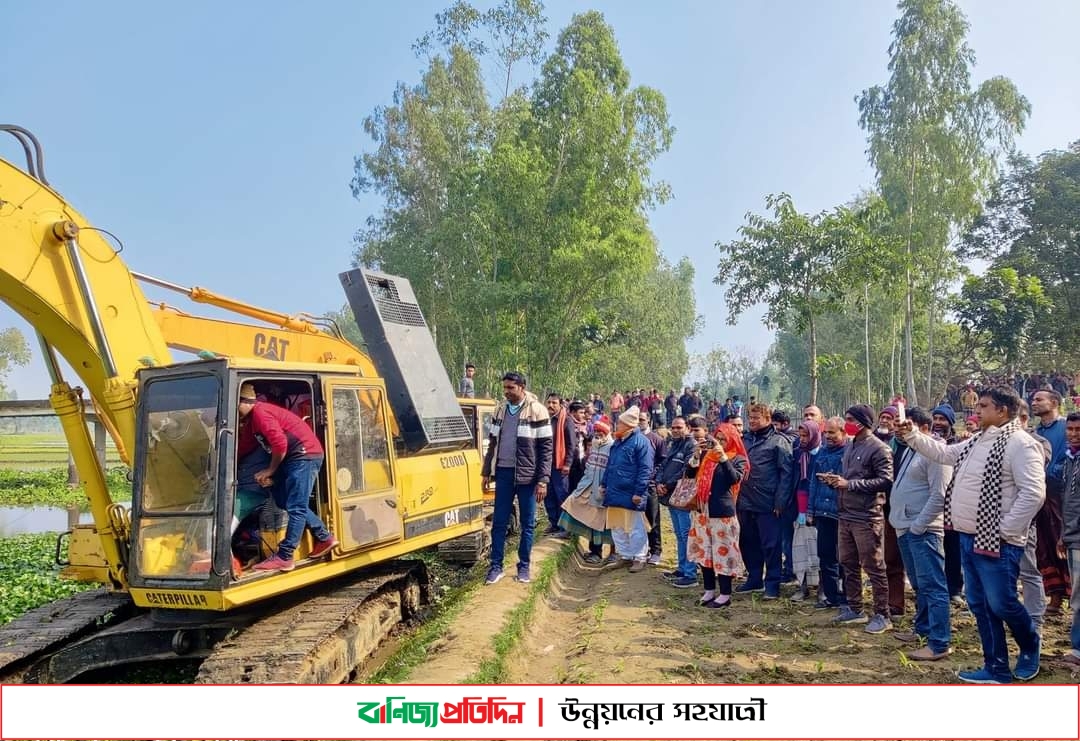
[
  {"xmin": 898, "ymin": 386, "xmax": 1045, "ymax": 684},
  {"xmin": 889, "ymin": 407, "xmax": 953, "ymax": 662}
]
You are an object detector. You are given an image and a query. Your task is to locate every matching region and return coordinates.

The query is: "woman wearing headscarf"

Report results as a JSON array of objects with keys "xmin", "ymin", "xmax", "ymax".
[
  {"xmin": 559, "ymin": 417, "xmax": 615, "ymax": 565},
  {"xmin": 791, "ymin": 420, "xmax": 822, "ymax": 601},
  {"xmin": 686, "ymin": 422, "xmax": 749, "ymax": 608}
]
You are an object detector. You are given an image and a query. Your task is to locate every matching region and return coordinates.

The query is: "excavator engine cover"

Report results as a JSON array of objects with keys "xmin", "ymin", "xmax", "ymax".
[{"xmin": 340, "ymin": 268, "xmax": 471, "ymax": 453}]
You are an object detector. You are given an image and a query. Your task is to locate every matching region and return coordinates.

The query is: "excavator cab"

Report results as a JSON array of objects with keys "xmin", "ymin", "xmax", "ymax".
[{"xmin": 126, "ymin": 355, "xmax": 425, "ymax": 607}]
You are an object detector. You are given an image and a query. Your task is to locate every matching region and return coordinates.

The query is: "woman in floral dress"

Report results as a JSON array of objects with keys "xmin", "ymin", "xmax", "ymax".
[{"xmin": 686, "ymin": 422, "xmax": 749, "ymax": 608}]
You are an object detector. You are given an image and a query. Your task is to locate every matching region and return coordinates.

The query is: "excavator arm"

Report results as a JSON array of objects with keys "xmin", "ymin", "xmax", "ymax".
[
  {"xmin": 147, "ymin": 302, "xmax": 375, "ymax": 372},
  {"xmin": 0, "ymin": 149, "xmax": 173, "ymax": 588},
  {"xmin": 0, "ymin": 157, "xmax": 172, "ymax": 442}
]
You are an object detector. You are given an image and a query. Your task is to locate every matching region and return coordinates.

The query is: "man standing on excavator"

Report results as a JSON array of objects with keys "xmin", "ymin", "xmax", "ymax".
[{"xmin": 238, "ymin": 382, "xmax": 338, "ymax": 572}]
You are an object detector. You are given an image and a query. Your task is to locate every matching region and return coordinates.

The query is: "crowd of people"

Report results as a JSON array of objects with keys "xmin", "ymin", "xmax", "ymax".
[{"xmin": 479, "ymin": 371, "xmax": 1080, "ymax": 685}]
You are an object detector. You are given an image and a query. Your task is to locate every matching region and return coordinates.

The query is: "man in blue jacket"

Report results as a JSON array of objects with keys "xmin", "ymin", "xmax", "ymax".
[
  {"xmin": 601, "ymin": 406, "xmax": 655, "ymax": 573},
  {"xmin": 737, "ymin": 402, "xmax": 794, "ymax": 599},
  {"xmin": 808, "ymin": 416, "xmax": 848, "ymax": 608}
]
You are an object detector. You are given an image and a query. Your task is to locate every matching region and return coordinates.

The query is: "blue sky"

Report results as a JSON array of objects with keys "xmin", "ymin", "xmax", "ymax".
[{"xmin": 2, "ymin": 0, "xmax": 1078, "ymax": 399}]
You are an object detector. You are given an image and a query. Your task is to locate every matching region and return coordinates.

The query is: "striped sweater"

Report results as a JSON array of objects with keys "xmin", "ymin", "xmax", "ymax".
[{"xmin": 482, "ymin": 391, "xmax": 554, "ymax": 486}]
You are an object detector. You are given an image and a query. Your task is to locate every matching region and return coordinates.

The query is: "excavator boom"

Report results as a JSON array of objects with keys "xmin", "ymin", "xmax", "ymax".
[
  {"xmin": 149, "ymin": 302, "xmax": 372, "ymax": 369},
  {"xmin": 0, "ymin": 157, "xmax": 172, "ymax": 453}
]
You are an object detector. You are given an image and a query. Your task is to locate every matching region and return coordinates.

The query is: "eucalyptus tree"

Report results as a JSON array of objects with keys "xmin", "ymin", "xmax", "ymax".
[
  {"xmin": 857, "ymin": 0, "xmax": 1029, "ymax": 404},
  {"xmin": 352, "ymin": 6, "xmax": 693, "ymax": 394},
  {"xmin": 715, "ymin": 194, "xmax": 877, "ymax": 405}
]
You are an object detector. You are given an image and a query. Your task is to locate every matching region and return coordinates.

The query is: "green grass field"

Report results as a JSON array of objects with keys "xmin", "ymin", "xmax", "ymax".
[
  {"xmin": 0, "ymin": 434, "xmax": 129, "ymax": 508},
  {"xmin": 0, "ymin": 433, "xmax": 123, "ymax": 469}
]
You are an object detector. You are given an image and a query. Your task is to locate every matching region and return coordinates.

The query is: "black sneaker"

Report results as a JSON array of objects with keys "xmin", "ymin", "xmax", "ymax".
[{"xmin": 735, "ymin": 582, "xmax": 764, "ymax": 594}]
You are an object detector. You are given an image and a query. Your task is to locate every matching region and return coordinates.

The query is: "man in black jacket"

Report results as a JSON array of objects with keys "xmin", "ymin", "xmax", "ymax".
[
  {"xmin": 737, "ymin": 403, "xmax": 794, "ymax": 599},
  {"xmin": 822, "ymin": 403, "xmax": 894, "ymax": 634},
  {"xmin": 664, "ymin": 390, "xmax": 679, "ymax": 427},
  {"xmin": 655, "ymin": 416, "xmax": 699, "ymax": 587},
  {"xmin": 543, "ymin": 392, "xmax": 578, "ymax": 537}
]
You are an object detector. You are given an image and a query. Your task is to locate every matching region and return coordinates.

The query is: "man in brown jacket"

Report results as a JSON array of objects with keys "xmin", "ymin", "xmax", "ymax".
[{"xmin": 820, "ymin": 403, "xmax": 895, "ymax": 634}]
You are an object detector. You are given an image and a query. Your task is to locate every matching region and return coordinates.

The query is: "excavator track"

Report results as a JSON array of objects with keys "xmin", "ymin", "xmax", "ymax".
[
  {"xmin": 0, "ymin": 588, "xmax": 134, "ymax": 682},
  {"xmin": 1, "ymin": 561, "xmax": 427, "ymax": 684},
  {"xmin": 195, "ymin": 559, "xmax": 427, "ymax": 684}
]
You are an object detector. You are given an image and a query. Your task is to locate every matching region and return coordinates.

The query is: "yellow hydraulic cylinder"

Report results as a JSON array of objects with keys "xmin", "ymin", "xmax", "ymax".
[{"xmin": 50, "ymin": 382, "xmax": 127, "ymax": 589}]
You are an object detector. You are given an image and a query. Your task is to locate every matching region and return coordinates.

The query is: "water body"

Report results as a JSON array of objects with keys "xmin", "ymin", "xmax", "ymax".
[{"xmin": 0, "ymin": 505, "xmax": 117, "ymax": 537}]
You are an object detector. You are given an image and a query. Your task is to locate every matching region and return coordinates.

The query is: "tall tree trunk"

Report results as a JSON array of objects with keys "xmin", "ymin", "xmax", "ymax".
[
  {"xmin": 890, "ymin": 320, "xmax": 897, "ymax": 398},
  {"xmin": 864, "ymin": 285, "xmax": 872, "ymax": 402},
  {"xmin": 808, "ymin": 310, "xmax": 818, "ymax": 405},
  {"xmin": 903, "ymin": 150, "xmax": 919, "ymax": 405},
  {"xmin": 926, "ymin": 295, "xmax": 935, "ymax": 402},
  {"xmin": 904, "ymin": 282, "xmax": 917, "ymax": 404}
]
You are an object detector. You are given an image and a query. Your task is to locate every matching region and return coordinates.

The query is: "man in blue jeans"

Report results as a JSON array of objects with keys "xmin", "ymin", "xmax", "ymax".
[
  {"xmin": 889, "ymin": 407, "xmax": 953, "ymax": 661},
  {"xmin": 238, "ymin": 382, "xmax": 337, "ymax": 572},
  {"xmin": 655, "ymin": 416, "xmax": 698, "ymax": 587},
  {"xmin": 481, "ymin": 372, "xmax": 552, "ymax": 585},
  {"xmin": 737, "ymin": 403, "xmax": 794, "ymax": 600},
  {"xmin": 900, "ymin": 386, "xmax": 1045, "ymax": 683}
]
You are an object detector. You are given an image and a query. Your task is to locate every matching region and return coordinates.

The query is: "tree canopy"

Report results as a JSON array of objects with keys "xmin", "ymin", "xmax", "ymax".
[
  {"xmin": 351, "ymin": 4, "xmax": 696, "ymax": 398},
  {"xmin": 0, "ymin": 327, "xmax": 30, "ymax": 400}
]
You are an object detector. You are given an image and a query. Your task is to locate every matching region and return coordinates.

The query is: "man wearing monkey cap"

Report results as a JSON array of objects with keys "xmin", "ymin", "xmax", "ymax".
[{"xmin": 820, "ymin": 403, "xmax": 894, "ymax": 634}]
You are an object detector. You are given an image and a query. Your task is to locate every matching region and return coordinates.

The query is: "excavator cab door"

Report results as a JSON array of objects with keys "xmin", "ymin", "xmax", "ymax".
[
  {"xmin": 129, "ymin": 359, "xmax": 231, "ymax": 590},
  {"xmin": 322, "ymin": 377, "xmax": 402, "ymax": 552}
]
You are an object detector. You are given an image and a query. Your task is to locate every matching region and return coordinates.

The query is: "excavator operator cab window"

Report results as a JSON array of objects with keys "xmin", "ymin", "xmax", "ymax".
[
  {"xmin": 459, "ymin": 404, "xmax": 493, "ymax": 460},
  {"xmin": 135, "ymin": 373, "xmax": 220, "ymax": 580},
  {"xmin": 331, "ymin": 386, "xmax": 392, "ymax": 494}
]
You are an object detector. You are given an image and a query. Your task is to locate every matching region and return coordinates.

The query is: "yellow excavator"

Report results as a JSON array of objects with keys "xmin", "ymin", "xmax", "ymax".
[
  {"xmin": 0, "ymin": 125, "xmax": 488, "ymax": 683},
  {"xmin": 135, "ymin": 275, "xmax": 500, "ymax": 555}
]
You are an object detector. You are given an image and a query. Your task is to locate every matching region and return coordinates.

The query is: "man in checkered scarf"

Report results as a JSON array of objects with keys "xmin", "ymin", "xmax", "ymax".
[{"xmin": 899, "ymin": 385, "xmax": 1045, "ymax": 685}]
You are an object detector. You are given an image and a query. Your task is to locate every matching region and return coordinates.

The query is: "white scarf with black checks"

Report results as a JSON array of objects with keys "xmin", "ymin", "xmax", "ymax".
[{"xmin": 943, "ymin": 418, "xmax": 1020, "ymax": 557}]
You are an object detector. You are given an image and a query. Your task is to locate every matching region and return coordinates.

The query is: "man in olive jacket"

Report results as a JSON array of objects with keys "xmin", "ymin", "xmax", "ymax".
[
  {"xmin": 821, "ymin": 403, "xmax": 894, "ymax": 634},
  {"xmin": 737, "ymin": 403, "xmax": 794, "ymax": 599}
]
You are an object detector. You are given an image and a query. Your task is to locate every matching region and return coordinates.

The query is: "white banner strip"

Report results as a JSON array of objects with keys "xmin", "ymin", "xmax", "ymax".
[{"xmin": 2, "ymin": 684, "xmax": 1078, "ymax": 740}]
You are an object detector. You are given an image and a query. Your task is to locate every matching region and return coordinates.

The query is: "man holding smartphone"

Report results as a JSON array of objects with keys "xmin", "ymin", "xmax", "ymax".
[
  {"xmin": 897, "ymin": 387, "xmax": 1044, "ymax": 684},
  {"xmin": 827, "ymin": 404, "xmax": 895, "ymax": 635}
]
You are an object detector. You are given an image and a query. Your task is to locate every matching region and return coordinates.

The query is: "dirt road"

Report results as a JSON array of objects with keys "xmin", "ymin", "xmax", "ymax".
[{"xmin": 505, "ymin": 530, "xmax": 1078, "ymax": 686}]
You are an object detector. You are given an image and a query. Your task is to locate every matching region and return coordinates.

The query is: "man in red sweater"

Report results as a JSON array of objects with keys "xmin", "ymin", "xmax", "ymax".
[{"xmin": 238, "ymin": 382, "xmax": 337, "ymax": 571}]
